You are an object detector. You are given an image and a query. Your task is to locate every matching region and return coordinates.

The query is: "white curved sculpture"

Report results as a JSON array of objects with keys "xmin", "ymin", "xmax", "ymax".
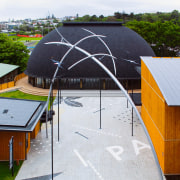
[
  {"xmin": 82, "ymin": 28, "xmax": 117, "ymax": 75},
  {"xmin": 68, "ymin": 53, "xmax": 117, "ymax": 70},
  {"xmin": 45, "ymin": 29, "xmax": 163, "ymax": 180}
]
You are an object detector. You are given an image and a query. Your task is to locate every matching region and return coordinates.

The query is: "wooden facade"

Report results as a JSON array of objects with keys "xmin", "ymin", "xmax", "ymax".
[
  {"xmin": 28, "ymin": 76, "xmax": 141, "ymax": 90},
  {"xmin": 0, "ymin": 120, "xmax": 40, "ymax": 161},
  {"xmin": 141, "ymin": 59, "xmax": 180, "ymax": 175},
  {"xmin": 0, "ymin": 68, "xmax": 18, "ymax": 84},
  {"xmin": 0, "ymin": 81, "xmax": 15, "ymax": 90},
  {"xmin": 30, "ymin": 120, "xmax": 41, "ymax": 139},
  {"xmin": 0, "ymin": 131, "xmax": 26, "ymax": 161},
  {"xmin": 0, "ymin": 72, "xmax": 26, "ymax": 90}
]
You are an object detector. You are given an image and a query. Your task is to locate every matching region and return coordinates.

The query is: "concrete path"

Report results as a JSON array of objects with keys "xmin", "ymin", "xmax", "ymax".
[{"xmin": 15, "ymin": 94, "xmax": 160, "ymax": 180}]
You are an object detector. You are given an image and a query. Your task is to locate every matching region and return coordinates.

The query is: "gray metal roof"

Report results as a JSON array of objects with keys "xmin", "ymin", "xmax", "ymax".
[
  {"xmin": 0, "ymin": 98, "xmax": 47, "ymax": 132},
  {"xmin": 141, "ymin": 56, "xmax": 180, "ymax": 106},
  {"xmin": 0, "ymin": 63, "xmax": 19, "ymax": 78}
]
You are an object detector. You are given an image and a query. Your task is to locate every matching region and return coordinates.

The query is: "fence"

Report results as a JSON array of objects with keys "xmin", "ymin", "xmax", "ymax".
[
  {"xmin": 14, "ymin": 73, "xmax": 26, "ymax": 84},
  {"xmin": 0, "ymin": 81, "xmax": 15, "ymax": 90}
]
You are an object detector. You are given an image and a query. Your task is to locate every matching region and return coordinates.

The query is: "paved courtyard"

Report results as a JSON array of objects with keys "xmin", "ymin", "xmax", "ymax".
[{"xmin": 16, "ymin": 93, "xmax": 160, "ymax": 180}]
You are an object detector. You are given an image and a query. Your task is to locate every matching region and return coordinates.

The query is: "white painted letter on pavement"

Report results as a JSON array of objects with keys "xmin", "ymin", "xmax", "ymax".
[
  {"xmin": 106, "ymin": 146, "xmax": 124, "ymax": 161},
  {"xmin": 132, "ymin": 140, "xmax": 150, "ymax": 156}
]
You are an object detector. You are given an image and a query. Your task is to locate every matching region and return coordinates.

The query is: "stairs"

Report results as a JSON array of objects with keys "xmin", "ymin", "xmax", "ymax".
[
  {"xmin": 19, "ymin": 87, "xmax": 57, "ymax": 96},
  {"xmin": 16, "ymin": 76, "xmax": 57, "ymax": 96},
  {"xmin": 19, "ymin": 87, "xmax": 125, "ymax": 97}
]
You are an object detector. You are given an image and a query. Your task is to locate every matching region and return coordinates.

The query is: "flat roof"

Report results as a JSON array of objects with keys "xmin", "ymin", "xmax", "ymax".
[
  {"xmin": 0, "ymin": 63, "xmax": 19, "ymax": 78},
  {"xmin": 0, "ymin": 98, "xmax": 47, "ymax": 132},
  {"xmin": 141, "ymin": 56, "xmax": 180, "ymax": 106},
  {"xmin": 63, "ymin": 22, "xmax": 123, "ymax": 26}
]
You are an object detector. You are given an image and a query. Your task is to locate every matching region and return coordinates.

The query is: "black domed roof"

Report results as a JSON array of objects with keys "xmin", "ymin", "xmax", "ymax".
[{"xmin": 25, "ymin": 22, "xmax": 155, "ymax": 79}]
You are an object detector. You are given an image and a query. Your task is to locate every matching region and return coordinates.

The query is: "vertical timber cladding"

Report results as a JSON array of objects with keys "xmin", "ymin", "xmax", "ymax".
[
  {"xmin": 30, "ymin": 120, "xmax": 41, "ymax": 139},
  {"xmin": 0, "ymin": 131, "xmax": 26, "ymax": 160},
  {"xmin": 141, "ymin": 59, "xmax": 166, "ymax": 172},
  {"xmin": 141, "ymin": 59, "xmax": 180, "ymax": 174},
  {"xmin": 164, "ymin": 105, "xmax": 180, "ymax": 174},
  {"xmin": 26, "ymin": 133, "xmax": 31, "ymax": 154}
]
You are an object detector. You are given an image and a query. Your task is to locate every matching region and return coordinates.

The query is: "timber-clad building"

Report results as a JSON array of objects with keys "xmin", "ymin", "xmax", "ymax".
[
  {"xmin": 0, "ymin": 63, "xmax": 19, "ymax": 84},
  {"xmin": 0, "ymin": 98, "xmax": 46, "ymax": 160},
  {"xmin": 141, "ymin": 57, "xmax": 180, "ymax": 177}
]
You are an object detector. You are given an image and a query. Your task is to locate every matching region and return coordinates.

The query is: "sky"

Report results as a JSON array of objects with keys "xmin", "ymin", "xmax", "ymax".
[{"xmin": 0, "ymin": 0, "xmax": 179, "ymax": 21}]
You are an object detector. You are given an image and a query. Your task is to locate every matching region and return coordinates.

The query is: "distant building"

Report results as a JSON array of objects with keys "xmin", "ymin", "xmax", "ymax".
[
  {"xmin": 7, "ymin": 22, "xmax": 18, "ymax": 30},
  {"xmin": 0, "ymin": 63, "xmax": 19, "ymax": 84},
  {"xmin": 0, "ymin": 23, "xmax": 7, "ymax": 30}
]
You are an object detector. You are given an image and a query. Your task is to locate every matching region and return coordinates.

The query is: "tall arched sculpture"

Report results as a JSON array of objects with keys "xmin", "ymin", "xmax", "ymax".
[{"xmin": 45, "ymin": 28, "xmax": 163, "ymax": 180}]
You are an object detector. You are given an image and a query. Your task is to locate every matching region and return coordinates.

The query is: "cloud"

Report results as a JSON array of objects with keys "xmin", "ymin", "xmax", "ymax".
[{"xmin": 0, "ymin": 0, "xmax": 179, "ymax": 21}]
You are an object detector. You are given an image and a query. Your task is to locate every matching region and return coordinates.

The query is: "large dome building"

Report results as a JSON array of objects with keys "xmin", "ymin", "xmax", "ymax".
[{"xmin": 25, "ymin": 22, "xmax": 155, "ymax": 89}]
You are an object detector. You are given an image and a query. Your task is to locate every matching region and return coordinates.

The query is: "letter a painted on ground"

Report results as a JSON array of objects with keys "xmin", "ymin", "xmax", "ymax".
[
  {"xmin": 106, "ymin": 146, "xmax": 124, "ymax": 161},
  {"xmin": 132, "ymin": 140, "xmax": 150, "ymax": 156}
]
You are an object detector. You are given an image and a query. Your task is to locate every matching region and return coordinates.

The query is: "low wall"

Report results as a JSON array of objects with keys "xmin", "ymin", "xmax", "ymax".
[
  {"xmin": 0, "ymin": 81, "xmax": 14, "ymax": 90},
  {"xmin": 0, "ymin": 73, "xmax": 26, "ymax": 91}
]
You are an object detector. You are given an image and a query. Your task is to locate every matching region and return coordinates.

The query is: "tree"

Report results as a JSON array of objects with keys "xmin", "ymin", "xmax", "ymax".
[
  {"xmin": 89, "ymin": 15, "xmax": 98, "ymax": 21},
  {"xmin": 129, "ymin": 13, "xmax": 134, "ymax": 19},
  {"xmin": 126, "ymin": 20, "xmax": 180, "ymax": 56},
  {"xmin": 0, "ymin": 33, "xmax": 29, "ymax": 72},
  {"xmin": 114, "ymin": 12, "xmax": 122, "ymax": 19},
  {"xmin": 81, "ymin": 15, "xmax": 91, "ymax": 21},
  {"xmin": 171, "ymin": 10, "xmax": 179, "ymax": 21},
  {"xmin": 99, "ymin": 15, "xmax": 104, "ymax": 19},
  {"xmin": 106, "ymin": 16, "xmax": 116, "ymax": 21}
]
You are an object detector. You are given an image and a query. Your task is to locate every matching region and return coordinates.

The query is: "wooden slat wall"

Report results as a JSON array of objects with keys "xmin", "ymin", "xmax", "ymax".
[
  {"xmin": 30, "ymin": 120, "xmax": 40, "ymax": 139},
  {"xmin": 80, "ymin": 79, "xmax": 82, "ymax": 89},
  {"xmin": 165, "ymin": 141, "xmax": 180, "ymax": 174},
  {"xmin": 103, "ymin": 79, "xmax": 106, "ymax": 90},
  {"xmin": 27, "ymin": 133, "xmax": 31, "ymax": 153},
  {"xmin": 141, "ymin": 60, "xmax": 165, "ymax": 136},
  {"xmin": 165, "ymin": 105, "xmax": 180, "ymax": 139},
  {"xmin": 14, "ymin": 72, "xmax": 26, "ymax": 84},
  {"xmin": 141, "ymin": 105, "xmax": 165, "ymax": 171},
  {"xmin": 0, "ymin": 81, "xmax": 15, "ymax": 90},
  {"xmin": 141, "ymin": 60, "xmax": 166, "ymax": 172},
  {"xmin": 0, "ymin": 131, "xmax": 26, "ymax": 161},
  {"xmin": 164, "ymin": 104, "xmax": 180, "ymax": 174},
  {"xmin": 141, "ymin": 59, "xmax": 180, "ymax": 174}
]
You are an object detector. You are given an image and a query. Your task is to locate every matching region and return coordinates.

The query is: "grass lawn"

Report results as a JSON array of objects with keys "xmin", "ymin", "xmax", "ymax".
[
  {"xmin": 0, "ymin": 90, "xmax": 55, "ymax": 109},
  {"xmin": 9, "ymin": 36, "xmax": 42, "ymax": 41},
  {"xmin": 0, "ymin": 90, "xmax": 47, "ymax": 101},
  {"xmin": 0, "ymin": 161, "xmax": 23, "ymax": 180}
]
